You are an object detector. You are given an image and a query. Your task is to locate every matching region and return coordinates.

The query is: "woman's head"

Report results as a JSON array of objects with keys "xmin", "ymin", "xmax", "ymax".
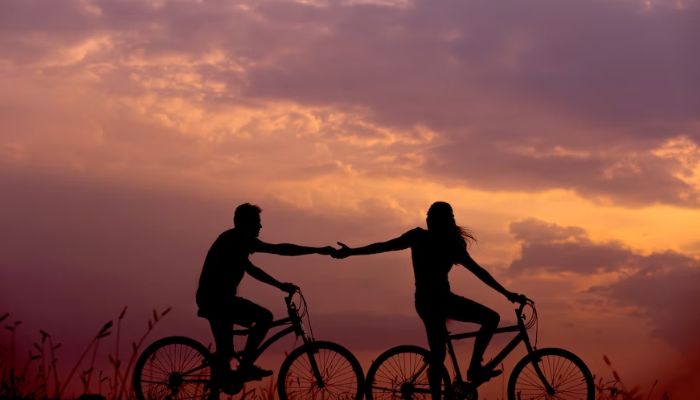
[
  {"xmin": 426, "ymin": 201, "xmax": 476, "ymax": 248},
  {"xmin": 426, "ymin": 201, "xmax": 456, "ymax": 231}
]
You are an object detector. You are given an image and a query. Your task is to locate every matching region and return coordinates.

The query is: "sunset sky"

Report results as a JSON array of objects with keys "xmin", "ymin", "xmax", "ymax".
[{"xmin": 2, "ymin": 0, "xmax": 700, "ymax": 398}]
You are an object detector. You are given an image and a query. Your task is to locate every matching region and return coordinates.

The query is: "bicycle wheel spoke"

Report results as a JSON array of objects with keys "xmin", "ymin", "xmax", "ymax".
[
  {"xmin": 134, "ymin": 337, "xmax": 214, "ymax": 400},
  {"xmin": 280, "ymin": 343, "xmax": 362, "ymax": 400},
  {"xmin": 366, "ymin": 347, "xmax": 448, "ymax": 400},
  {"xmin": 510, "ymin": 349, "xmax": 593, "ymax": 400}
]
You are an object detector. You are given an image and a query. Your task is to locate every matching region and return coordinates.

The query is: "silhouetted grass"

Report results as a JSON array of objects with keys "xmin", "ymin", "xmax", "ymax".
[
  {"xmin": 2, "ymin": 313, "xmax": 675, "ymax": 400},
  {"xmin": 0, "ymin": 307, "xmax": 170, "ymax": 400},
  {"xmin": 595, "ymin": 355, "xmax": 670, "ymax": 400}
]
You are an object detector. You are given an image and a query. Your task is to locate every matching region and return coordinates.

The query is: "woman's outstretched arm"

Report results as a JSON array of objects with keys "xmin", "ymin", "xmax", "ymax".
[{"xmin": 333, "ymin": 236, "xmax": 410, "ymax": 259}]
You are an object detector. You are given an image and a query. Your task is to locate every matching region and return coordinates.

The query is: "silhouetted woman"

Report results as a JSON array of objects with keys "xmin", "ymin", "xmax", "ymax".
[{"xmin": 334, "ymin": 201, "xmax": 524, "ymax": 400}]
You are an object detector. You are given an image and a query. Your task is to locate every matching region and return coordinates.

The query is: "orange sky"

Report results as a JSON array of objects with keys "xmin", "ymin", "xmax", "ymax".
[{"xmin": 1, "ymin": 0, "xmax": 699, "ymax": 398}]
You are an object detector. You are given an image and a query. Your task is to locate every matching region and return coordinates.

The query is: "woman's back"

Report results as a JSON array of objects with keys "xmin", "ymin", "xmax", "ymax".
[{"xmin": 403, "ymin": 227, "xmax": 466, "ymax": 303}]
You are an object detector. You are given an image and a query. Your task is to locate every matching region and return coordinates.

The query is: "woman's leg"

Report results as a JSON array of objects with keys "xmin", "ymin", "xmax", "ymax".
[
  {"xmin": 444, "ymin": 294, "xmax": 500, "ymax": 379},
  {"xmin": 418, "ymin": 308, "xmax": 448, "ymax": 400}
]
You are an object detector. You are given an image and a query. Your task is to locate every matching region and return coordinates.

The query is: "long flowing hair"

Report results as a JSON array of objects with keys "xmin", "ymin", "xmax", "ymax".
[{"xmin": 427, "ymin": 201, "xmax": 477, "ymax": 251}]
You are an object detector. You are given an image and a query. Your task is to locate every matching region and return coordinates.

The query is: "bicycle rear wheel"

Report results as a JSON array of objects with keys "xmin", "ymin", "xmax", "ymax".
[
  {"xmin": 365, "ymin": 345, "xmax": 451, "ymax": 400},
  {"xmin": 507, "ymin": 347, "xmax": 593, "ymax": 400},
  {"xmin": 133, "ymin": 336, "xmax": 217, "ymax": 400},
  {"xmin": 277, "ymin": 340, "xmax": 364, "ymax": 400}
]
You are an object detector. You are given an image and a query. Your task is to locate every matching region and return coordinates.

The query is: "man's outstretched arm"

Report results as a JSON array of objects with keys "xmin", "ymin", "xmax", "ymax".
[
  {"xmin": 256, "ymin": 241, "xmax": 334, "ymax": 256},
  {"xmin": 333, "ymin": 235, "xmax": 410, "ymax": 259}
]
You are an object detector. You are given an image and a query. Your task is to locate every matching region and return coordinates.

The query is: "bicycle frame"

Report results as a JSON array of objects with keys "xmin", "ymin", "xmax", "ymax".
[
  {"xmin": 230, "ymin": 293, "xmax": 313, "ymax": 365},
  {"xmin": 445, "ymin": 301, "xmax": 554, "ymax": 393}
]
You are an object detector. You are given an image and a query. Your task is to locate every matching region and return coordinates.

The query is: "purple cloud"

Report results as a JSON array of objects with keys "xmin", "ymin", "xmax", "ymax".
[
  {"xmin": 508, "ymin": 218, "xmax": 700, "ymax": 348},
  {"xmin": 509, "ymin": 219, "xmax": 637, "ymax": 274},
  {"xmin": 507, "ymin": 218, "xmax": 700, "ymax": 275},
  {"xmin": 591, "ymin": 266, "xmax": 700, "ymax": 349},
  {"xmin": 2, "ymin": 0, "xmax": 699, "ymax": 206}
]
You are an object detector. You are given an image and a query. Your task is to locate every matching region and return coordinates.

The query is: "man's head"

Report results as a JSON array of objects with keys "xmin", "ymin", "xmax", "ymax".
[{"xmin": 233, "ymin": 203, "xmax": 262, "ymax": 238}]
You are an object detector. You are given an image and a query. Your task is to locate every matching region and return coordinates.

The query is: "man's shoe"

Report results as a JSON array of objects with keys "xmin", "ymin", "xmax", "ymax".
[
  {"xmin": 467, "ymin": 367, "xmax": 502, "ymax": 383},
  {"xmin": 239, "ymin": 363, "xmax": 273, "ymax": 381},
  {"xmin": 211, "ymin": 368, "xmax": 243, "ymax": 395},
  {"xmin": 211, "ymin": 366, "xmax": 233, "ymax": 386}
]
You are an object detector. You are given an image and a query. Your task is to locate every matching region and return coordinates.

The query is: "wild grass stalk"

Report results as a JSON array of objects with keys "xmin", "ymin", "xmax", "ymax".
[
  {"xmin": 81, "ymin": 321, "xmax": 111, "ymax": 395},
  {"xmin": 2, "ymin": 317, "xmax": 22, "ymax": 398},
  {"xmin": 47, "ymin": 332, "xmax": 62, "ymax": 397},
  {"xmin": 58, "ymin": 320, "xmax": 112, "ymax": 398},
  {"xmin": 1, "ymin": 307, "xmax": 175, "ymax": 400},
  {"xmin": 35, "ymin": 330, "xmax": 49, "ymax": 397},
  {"xmin": 115, "ymin": 307, "xmax": 171, "ymax": 400},
  {"xmin": 109, "ymin": 306, "xmax": 127, "ymax": 400},
  {"xmin": 596, "ymin": 355, "xmax": 670, "ymax": 400}
]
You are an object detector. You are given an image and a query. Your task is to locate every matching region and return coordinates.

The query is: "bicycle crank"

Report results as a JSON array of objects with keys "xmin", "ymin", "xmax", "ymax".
[{"xmin": 451, "ymin": 381, "xmax": 478, "ymax": 400}]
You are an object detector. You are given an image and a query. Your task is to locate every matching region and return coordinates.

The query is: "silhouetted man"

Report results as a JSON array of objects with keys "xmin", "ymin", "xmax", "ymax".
[{"xmin": 196, "ymin": 203, "xmax": 333, "ymax": 384}]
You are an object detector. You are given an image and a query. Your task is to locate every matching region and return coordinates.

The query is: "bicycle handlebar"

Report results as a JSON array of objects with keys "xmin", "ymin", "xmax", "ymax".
[
  {"xmin": 284, "ymin": 288, "xmax": 300, "ymax": 306},
  {"xmin": 515, "ymin": 296, "xmax": 535, "ymax": 318},
  {"xmin": 515, "ymin": 295, "xmax": 534, "ymax": 307}
]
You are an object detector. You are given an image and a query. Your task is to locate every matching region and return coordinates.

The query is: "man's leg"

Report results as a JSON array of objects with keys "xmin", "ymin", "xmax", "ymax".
[
  {"xmin": 445, "ymin": 294, "xmax": 500, "ymax": 381},
  {"xmin": 207, "ymin": 317, "xmax": 235, "ymax": 378},
  {"xmin": 231, "ymin": 297, "xmax": 274, "ymax": 375}
]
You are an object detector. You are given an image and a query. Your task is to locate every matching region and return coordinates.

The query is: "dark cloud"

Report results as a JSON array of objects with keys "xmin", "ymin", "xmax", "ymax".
[
  {"xmin": 3, "ymin": 0, "xmax": 698, "ymax": 128},
  {"xmin": 509, "ymin": 218, "xmax": 637, "ymax": 274},
  {"xmin": 429, "ymin": 140, "xmax": 700, "ymax": 207},
  {"xmin": 245, "ymin": 1, "xmax": 700, "ymax": 126},
  {"xmin": 242, "ymin": 0, "xmax": 700, "ymax": 207},
  {"xmin": 508, "ymin": 218, "xmax": 700, "ymax": 348},
  {"xmin": 507, "ymin": 218, "xmax": 700, "ymax": 275},
  {"xmin": 2, "ymin": 0, "xmax": 699, "ymax": 206},
  {"xmin": 591, "ymin": 266, "xmax": 700, "ymax": 350},
  {"xmin": 510, "ymin": 218, "xmax": 587, "ymax": 243}
]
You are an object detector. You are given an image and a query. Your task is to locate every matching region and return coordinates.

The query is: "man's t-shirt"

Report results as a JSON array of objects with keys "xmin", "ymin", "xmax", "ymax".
[{"xmin": 196, "ymin": 228, "xmax": 261, "ymax": 311}]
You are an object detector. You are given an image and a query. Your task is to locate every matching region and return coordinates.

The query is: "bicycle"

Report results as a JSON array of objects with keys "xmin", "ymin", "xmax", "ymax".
[
  {"xmin": 365, "ymin": 298, "xmax": 594, "ymax": 400},
  {"xmin": 133, "ymin": 289, "xmax": 364, "ymax": 400}
]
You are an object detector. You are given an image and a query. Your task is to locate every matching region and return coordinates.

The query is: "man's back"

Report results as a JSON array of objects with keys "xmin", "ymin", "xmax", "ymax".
[{"xmin": 196, "ymin": 229, "xmax": 258, "ymax": 311}]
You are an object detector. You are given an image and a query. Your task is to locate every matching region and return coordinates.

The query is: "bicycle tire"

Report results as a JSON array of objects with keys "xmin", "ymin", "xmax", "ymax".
[
  {"xmin": 507, "ymin": 347, "xmax": 594, "ymax": 400},
  {"xmin": 133, "ymin": 336, "xmax": 218, "ymax": 400},
  {"xmin": 365, "ymin": 345, "xmax": 451, "ymax": 400},
  {"xmin": 277, "ymin": 340, "xmax": 364, "ymax": 400}
]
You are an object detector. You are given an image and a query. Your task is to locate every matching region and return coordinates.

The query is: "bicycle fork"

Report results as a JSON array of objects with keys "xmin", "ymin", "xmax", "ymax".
[
  {"xmin": 526, "ymin": 354, "xmax": 556, "ymax": 396},
  {"xmin": 303, "ymin": 346, "xmax": 326, "ymax": 389},
  {"xmin": 521, "ymin": 335, "xmax": 556, "ymax": 396}
]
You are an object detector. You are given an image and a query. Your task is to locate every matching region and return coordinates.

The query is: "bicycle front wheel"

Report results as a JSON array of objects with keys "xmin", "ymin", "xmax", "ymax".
[
  {"xmin": 365, "ymin": 345, "xmax": 451, "ymax": 400},
  {"xmin": 507, "ymin": 347, "xmax": 594, "ymax": 400},
  {"xmin": 277, "ymin": 340, "xmax": 364, "ymax": 400},
  {"xmin": 133, "ymin": 336, "xmax": 216, "ymax": 400}
]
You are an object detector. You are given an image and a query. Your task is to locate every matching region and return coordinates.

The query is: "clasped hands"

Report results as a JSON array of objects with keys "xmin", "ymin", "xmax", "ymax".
[{"xmin": 317, "ymin": 242, "xmax": 352, "ymax": 259}]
